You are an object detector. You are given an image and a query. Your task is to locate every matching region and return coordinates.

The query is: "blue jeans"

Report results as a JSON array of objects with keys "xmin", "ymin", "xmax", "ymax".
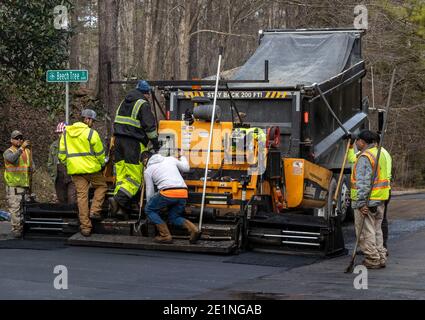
[{"xmin": 145, "ymin": 193, "xmax": 186, "ymax": 226}]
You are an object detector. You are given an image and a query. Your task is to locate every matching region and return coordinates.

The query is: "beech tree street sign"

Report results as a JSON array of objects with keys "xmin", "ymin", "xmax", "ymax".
[
  {"xmin": 46, "ymin": 70, "xmax": 89, "ymax": 124},
  {"xmin": 46, "ymin": 69, "xmax": 88, "ymax": 82}
]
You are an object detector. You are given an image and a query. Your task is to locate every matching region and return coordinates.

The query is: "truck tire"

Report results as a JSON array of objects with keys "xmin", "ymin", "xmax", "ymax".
[
  {"xmin": 339, "ymin": 176, "xmax": 354, "ymax": 222},
  {"xmin": 315, "ymin": 177, "xmax": 337, "ymax": 220},
  {"xmin": 343, "ymin": 177, "xmax": 354, "ymax": 222}
]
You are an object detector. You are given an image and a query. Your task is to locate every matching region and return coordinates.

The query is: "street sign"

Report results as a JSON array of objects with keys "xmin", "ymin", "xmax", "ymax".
[
  {"xmin": 46, "ymin": 69, "xmax": 89, "ymax": 124},
  {"xmin": 46, "ymin": 70, "xmax": 88, "ymax": 82}
]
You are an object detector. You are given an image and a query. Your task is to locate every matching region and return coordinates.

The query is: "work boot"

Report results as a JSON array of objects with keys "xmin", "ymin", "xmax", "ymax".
[
  {"xmin": 81, "ymin": 229, "xmax": 91, "ymax": 237},
  {"xmin": 154, "ymin": 223, "xmax": 173, "ymax": 244},
  {"xmin": 109, "ymin": 197, "xmax": 127, "ymax": 218},
  {"xmin": 183, "ymin": 219, "xmax": 201, "ymax": 244},
  {"xmin": 89, "ymin": 212, "xmax": 102, "ymax": 221},
  {"xmin": 362, "ymin": 259, "xmax": 381, "ymax": 269},
  {"xmin": 108, "ymin": 197, "xmax": 119, "ymax": 215},
  {"xmin": 11, "ymin": 231, "xmax": 23, "ymax": 239}
]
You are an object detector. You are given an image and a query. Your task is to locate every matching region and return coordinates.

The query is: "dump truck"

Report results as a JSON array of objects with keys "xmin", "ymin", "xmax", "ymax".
[{"xmin": 23, "ymin": 28, "xmax": 370, "ymax": 256}]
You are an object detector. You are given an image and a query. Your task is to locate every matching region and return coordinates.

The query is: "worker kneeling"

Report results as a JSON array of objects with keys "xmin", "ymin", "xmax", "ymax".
[{"xmin": 142, "ymin": 151, "xmax": 200, "ymax": 244}]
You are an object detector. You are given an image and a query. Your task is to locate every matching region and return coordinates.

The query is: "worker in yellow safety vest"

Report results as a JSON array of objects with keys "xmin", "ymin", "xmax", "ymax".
[
  {"xmin": 348, "ymin": 131, "xmax": 392, "ymax": 251},
  {"xmin": 58, "ymin": 109, "xmax": 108, "ymax": 237},
  {"xmin": 3, "ymin": 130, "xmax": 33, "ymax": 238},
  {"xmin": 109, "ymin": 80, "xmax": 160, "ymax": 216},
  {"xmin": 351, "ymin": 129, "xmax": 390, "ymax": 269}
]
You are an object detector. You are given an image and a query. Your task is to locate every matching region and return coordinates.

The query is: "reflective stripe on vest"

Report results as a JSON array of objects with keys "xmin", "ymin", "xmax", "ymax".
[
  {"xmin": 114, "ymin": 99, "xmax": 145, "ymax": 128},
  {"xmin": 351, "ymin": 148, "xmax": 390, "ymax": 201},
  {"xmin": 4, "ymin": 148, "xmax": 31, "ymax": 187},
  {"xmin": 63, "ymin": 129, "xmax": 103, "ymax": 158}
]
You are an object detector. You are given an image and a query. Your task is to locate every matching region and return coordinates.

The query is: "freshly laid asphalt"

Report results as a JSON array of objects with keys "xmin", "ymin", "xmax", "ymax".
[{"xmin": 0, "ymin": 193, "xmax": 424, "ymax": 300}]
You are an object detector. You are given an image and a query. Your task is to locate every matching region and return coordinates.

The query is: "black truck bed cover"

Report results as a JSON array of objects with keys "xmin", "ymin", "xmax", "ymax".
[{"xmin": 230, "ymin": 29, "xmax": 363, "ymax": 88}]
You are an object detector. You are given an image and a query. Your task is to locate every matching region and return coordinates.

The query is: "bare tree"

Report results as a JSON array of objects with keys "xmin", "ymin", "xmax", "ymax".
[{"xmin": 98, "ymin": 0, "xmax": 120, "ymax": 138}]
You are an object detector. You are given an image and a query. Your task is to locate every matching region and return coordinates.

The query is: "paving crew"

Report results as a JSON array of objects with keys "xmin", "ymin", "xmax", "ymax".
[
  {"xmin": 47, "ymin": 122, "xmax": 76, "ymax": 204},
  {"xmin": 58, "ymin": 109, "xmax": 108, "ymax": 237},
  {"xmin": 142, "ymin": 151, "xmax": 200, "ymax": 244},
  {"xmin": 351, "ymin": 129, "xmax": 389, "ymax": 269},
  {"xmin": 348, "ymin": 131, "xmax": 392, "ymax": 251},
  {"xmin": 3, "ymin": 130, "xmax": 34, "ymax": 237},
  {"xmin": 110, "ymin": 80, "xmax": 160, "ymax": 216}
]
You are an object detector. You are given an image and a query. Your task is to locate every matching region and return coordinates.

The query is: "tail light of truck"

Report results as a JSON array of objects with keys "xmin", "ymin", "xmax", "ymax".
[{"xmin": 303, "ymin": 112, "xmax": 309, "ymax": 124}]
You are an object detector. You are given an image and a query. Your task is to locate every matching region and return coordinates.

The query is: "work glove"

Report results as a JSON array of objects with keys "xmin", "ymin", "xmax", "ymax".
[
  {"xmin": 344, "ymin": 132, "xmax": 356, "ymax": 146},
  {"xmin": 21, "ymin": 140, "xmax": 31, "ymax": 149}
]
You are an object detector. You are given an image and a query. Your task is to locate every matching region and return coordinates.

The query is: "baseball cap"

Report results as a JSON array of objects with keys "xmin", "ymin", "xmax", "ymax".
[
  {"xmin": 81, "ymin": 109, "xmax": 97, "ymax": 121},
  {"xmin": 11, "ymin": 130, "xmax": 23, "ymax": 139}
]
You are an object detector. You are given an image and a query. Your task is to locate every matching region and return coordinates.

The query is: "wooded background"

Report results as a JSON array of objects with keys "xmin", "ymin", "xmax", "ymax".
[{"xmin": 1, "ymin": 0, "xmax": 425, "ymax": 189}]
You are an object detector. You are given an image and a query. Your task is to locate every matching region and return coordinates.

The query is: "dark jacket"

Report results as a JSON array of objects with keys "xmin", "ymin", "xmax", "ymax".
[{"xmin": 113, "ymin": 89, "xmax": 157, "ymax": 145}]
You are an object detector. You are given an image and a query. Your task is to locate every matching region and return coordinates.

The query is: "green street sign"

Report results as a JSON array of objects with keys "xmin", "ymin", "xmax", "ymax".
[{"xmin": 46, "ymin": 70, "xmax": 88, "ymax": 82}]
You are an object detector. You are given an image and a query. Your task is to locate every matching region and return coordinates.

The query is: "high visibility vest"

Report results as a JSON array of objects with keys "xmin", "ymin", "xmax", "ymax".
[
  {"xmin": 58, "ymin": 123, "xmax": 105, "ymax": 175},
  {"xmin": 351, "ymin": 147, "xmax": 390, "ymax": 201},
  {"xmin": 115, "ymin": 99, "xmax": 146, "ymax": 129},
  {"xmin": 4, "ymin": 147, "xmax": 31, "ymax": 187}
]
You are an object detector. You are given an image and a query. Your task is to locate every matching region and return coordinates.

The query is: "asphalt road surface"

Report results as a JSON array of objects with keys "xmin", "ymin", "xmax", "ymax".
[{"xmin": 0, "ymin": 192, "xmax": 424, "ymax": 300}]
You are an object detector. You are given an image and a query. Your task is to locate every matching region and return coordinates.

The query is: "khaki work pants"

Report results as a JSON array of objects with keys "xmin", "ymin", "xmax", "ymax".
[
  {"xmin": 355, "ymin": 204, "xmax": 387, "ymax": 266},
  {"xmin": 6, "ymin": 186, "xmax": 28, "ymax": 234},
  {"xmin": 72, "ymin": 172, "xmax": 108, "ymax": 232}
]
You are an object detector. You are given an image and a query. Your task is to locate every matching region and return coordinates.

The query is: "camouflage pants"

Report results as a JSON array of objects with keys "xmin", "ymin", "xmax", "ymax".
[
  {"xmin": 355, "ymin": 204, "xmax": 387, "ymax": 266},
  {"xmin": 6, "ymin": 186, "xmax": 28, "ymax": 234}
]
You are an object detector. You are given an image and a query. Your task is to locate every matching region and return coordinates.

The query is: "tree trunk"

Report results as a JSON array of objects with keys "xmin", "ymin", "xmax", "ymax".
[
  {"xmin": 69, "ymin": 0, "xmax": 81, "ymax": 70},
  {"xmin": 177, "ymin": 0, "xmax": 198, "ymax": 80},
  {"xmin": 143, "ymin": 0, "xmax": 154, "ymax": 74},
  {"xmin": 147, "ymin": 0, "xmax": 162, "ymax": 79},
  {"xmin": 118, "ymin": 0, "xmax": 136, "ymax": 79},
  {"xmin": 98, "ymin": 0, "xmax": 120, "ymax": 138}
]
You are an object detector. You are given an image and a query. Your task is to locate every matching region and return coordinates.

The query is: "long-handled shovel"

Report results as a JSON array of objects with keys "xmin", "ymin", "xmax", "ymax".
[
  {"xmin": 333, "ymin": 140, "xmax": 352, "ymax": 208},
  {"xmin": 133, "ymin": 182, "xmax": 145, "ymax": 234}
]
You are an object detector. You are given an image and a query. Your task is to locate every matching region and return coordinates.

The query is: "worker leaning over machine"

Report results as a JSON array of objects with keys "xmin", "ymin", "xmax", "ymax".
[
  {"xmin": 141, "ymin": 151, "xmax": 200, "ymax": 244},
  {"xmin": 110, "ymin": 80, "xmax": 160, "ymax": 216}
]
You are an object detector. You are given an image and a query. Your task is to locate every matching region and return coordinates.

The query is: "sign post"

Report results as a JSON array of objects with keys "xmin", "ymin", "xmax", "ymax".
[{"xmin": 46, "ymin": 70, "xmax": 89, "ymax": 124}]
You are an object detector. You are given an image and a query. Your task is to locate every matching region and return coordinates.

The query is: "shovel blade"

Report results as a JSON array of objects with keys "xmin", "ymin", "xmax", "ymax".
[{"xmin": 344, "ymin": 261, "xmax": 355, "ymax": 273}]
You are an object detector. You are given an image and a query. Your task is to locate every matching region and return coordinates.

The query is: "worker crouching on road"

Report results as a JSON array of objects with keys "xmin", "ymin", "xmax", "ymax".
[
  {"xmin": 110, "ymin": 80, "xmax": 160, "ymax": 216},
  {"xmin": 47, "ymin": 122, "xmax": 77, "ymax": 204},
  {"xmin": 3, "ymin": 130, "xmax": 33, "ymax": 238},
  {"xmin": 58, "ymin": 109, "xmax": 108, "ymax": 237},
  {"xmin": 142, "ymin": 151, "xmax": 200, "ymax": 244},
  {"xmin": 351, "ymin": 130, "xmax": 389, "ymax": 269}
]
